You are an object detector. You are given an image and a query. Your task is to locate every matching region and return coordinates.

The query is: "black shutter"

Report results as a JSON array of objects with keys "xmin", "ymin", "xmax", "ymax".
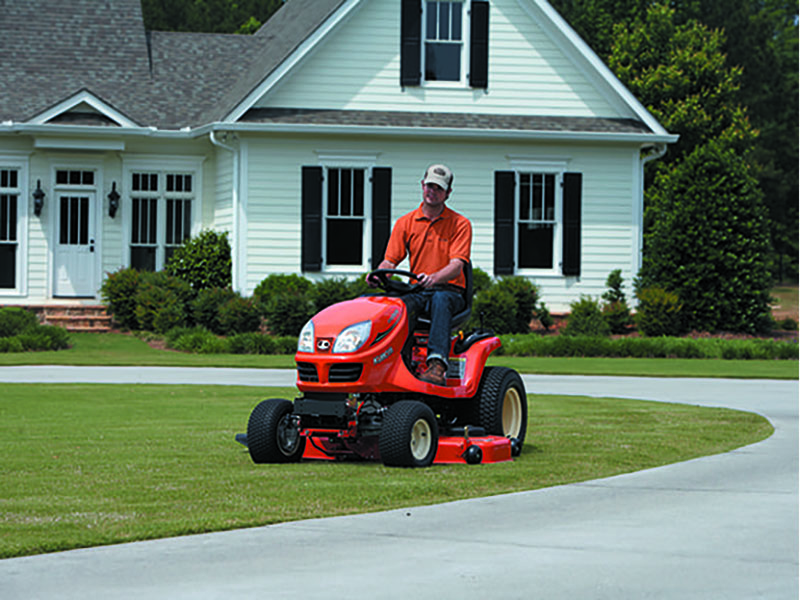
[
  {"xmin": 301, "ymin": 166, "xmax": 323, "ymax": 272},
  {"xmin": 469, "ymin": 1, "xmax": 489, "ymax": 89},
  {"xmin": 371, "ymin": 167, "xmax": 392, "ymax": 270},
  {"xmin": 494, "ymin": 171, "xmax": 515, "ymax": 276},
  {"xmin": 562, "ymin": 172, "xmax": 582, "ymax": 276},
  {"xmin": 400, "ymin": 0, "xmax": 421, "ymax": 86}
]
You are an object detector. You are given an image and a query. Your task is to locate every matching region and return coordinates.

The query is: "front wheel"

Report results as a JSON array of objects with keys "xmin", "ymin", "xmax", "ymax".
[
  {"xmin": 475, "ymin": 367, "xmax": 527, "ymax": 444},
  {"xmin": 379, "ymin": 401, "xmax": 439, "ymax": 468},
  {"xmin": 247, "ymin": 399, "xmax": 305, "ymax": 463}
]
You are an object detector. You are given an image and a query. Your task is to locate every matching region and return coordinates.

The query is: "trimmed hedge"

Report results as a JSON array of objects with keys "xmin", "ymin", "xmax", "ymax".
[
  {"xmin": 165, "ymin": 326, "xmax": 296, "ymax": 355},
  {"xmin": 498, "ymin": 334, "xmax": 798, "ymax": 360}
]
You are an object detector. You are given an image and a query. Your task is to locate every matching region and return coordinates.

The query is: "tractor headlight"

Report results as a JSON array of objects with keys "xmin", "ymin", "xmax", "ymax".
[
  {"xmin": 297, "ymin": 320, "xmax": 315, "ymax": 353},
  {"xmin": 333, "ymin": 321, "xmax": 371, "ymax": 353}
]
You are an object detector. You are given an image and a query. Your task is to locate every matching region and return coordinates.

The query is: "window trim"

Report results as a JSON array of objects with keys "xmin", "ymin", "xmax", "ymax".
[
  {"xmin": 122, "ymin": 156, "xmax": 203, "ymax": 271},
  {"xmin": 0, "ymin": 155, "xmax": 29, "ymax": 297}
]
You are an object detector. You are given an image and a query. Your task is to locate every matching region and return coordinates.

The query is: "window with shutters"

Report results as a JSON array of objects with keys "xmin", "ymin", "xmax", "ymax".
[
  {"xmin": 401, "ymin": 0, "xmax": 489, "ymax": 88},
  {"xmin": 126, "ymin": 162, "xmax": 199, "ymax": 272},
  {"xmin": 495, "ymin": 167, "xmax": 581, "ymax": 277},
  {"xmin": 0, "ymin": 168, "xmax": 20, "ymax": 289}
]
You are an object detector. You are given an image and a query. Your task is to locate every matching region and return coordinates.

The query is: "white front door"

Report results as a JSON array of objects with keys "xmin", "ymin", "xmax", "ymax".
[{"xmin": 54, "ymin": 193, "xmax": 96, "ymax": 297}]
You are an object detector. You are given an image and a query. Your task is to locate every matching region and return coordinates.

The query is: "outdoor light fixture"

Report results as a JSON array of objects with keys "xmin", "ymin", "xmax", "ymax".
[
  {"xmin": 108, "ymin": 181, "xmax": 120, "ymax": 218},
  {"xmin": 32, "ymin": 180, "xmax": 45, "ymax": 217}
]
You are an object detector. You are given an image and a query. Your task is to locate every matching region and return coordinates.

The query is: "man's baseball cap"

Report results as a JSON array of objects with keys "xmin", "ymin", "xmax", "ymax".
[{"xmin": 423, "ymin": 164, "xmax": 453, "ymax": 190}]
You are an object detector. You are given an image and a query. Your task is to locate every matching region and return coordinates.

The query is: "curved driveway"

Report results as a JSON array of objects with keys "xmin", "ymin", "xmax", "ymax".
[{"xmin": 0, "ymin": 368, "xmax": 797, "ymax": 599}]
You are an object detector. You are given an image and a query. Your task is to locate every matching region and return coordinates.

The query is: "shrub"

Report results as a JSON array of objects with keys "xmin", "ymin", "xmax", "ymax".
[
  {"xmin": 253, "ymin": 273, "xmax": 313, "ymax": 304},
  {"xmin": 134, "ymin": 275, "xmax": 187, "ymax": 333},
  {"xmin": 0, "ymin": 307, "xmax": 39, "ymax": 337},
  {"xmin": 472, "ymin": 266, "xmax": 492, "ymax": 293},
  {"xmin": 165, "ymin": 229, "xmax": 232, "ymax": 291},
  {"xmin": 0, "ymin": 337, "xmax": 24, "ymax": 353},
  {"xmin": 274, "ymin": 336, "xmax": 299, "ymax": 354},
  {"xmin": 534, "ymin": 301, "xmax": 554, "ymax": 330},
  {"xmin": 227, "ymin": 332, "xmax": 276, "ymax": 355},
  {"xmin": 779, "ymin": 318, "xmax": 797, "ymax": 331},
  {"xmin": 263, "ymin": 293, "xmax": 315, "ymax": 337},
  {"xmin": 100, "ymin": 268, "xmax": 141, "ymax": 329},
  {"xmin": 29, "ymin": 325, "xmax": 70, "ymax": 350},
  {"xmin": 636, "ymin": 286, "xmax": 687, "ymax": 337},
  {"xmin": 170, "ymin": 328, "xmax": 219, "ymax": 353},
  {"xmin": 191, "ymin": 287, "xmax": 236, "ymax": 334},
  {"xmin": 310, "ymin": 278, "xmax": 352, "ymax": 313},
  {"xmin": 218, "ymin": 295, "xmax": 262, "ymax": 335},
  {"xmin": 564, "ymin": 296, "xmax": 610, "ymax": 337},
  {"xmin": 602, "ymin": 269, "xmax": 633, "ymax": 334},
  {"xmin": 638, "ymin": 139, "xmax": 773, "ymax": 333},
  {"xmin": 495, "ymin": 277, "xmax": 539, "ymax": 334},
  {"xmin": 468, "ymin": 287, "xmax": 517, "ymax": 334}
]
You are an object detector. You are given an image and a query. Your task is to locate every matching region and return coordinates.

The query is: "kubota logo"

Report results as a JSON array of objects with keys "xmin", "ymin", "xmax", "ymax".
[{"xmin": 316, "ymin": 339, "xmax": 331, "ymax": 351}]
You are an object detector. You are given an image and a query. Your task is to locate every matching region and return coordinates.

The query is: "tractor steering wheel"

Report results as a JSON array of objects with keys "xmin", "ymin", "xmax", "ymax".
[{"xmin": 367, "ymin": 269, "xmax": 424, "ymax": 295}]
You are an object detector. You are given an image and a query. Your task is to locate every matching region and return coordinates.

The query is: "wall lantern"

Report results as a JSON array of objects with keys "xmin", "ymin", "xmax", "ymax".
[
  {"xmin": 33, "ymin": 180, "xmax": 45, "ymax": 217},
  {"xmin": 108, "ymin": 181, "xmax": 120, "ymax": 218}
]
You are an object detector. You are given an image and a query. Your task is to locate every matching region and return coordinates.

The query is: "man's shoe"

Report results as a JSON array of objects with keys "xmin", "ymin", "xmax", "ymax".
[{"xmin": 419, "ymin": 359, "xmax": 447, "ymax": 386}]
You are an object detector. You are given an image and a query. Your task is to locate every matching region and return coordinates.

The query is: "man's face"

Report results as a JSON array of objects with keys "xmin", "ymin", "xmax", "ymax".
[{"xmin": 421, "ymin": 181, "xmax": 450, "ymax": 208}]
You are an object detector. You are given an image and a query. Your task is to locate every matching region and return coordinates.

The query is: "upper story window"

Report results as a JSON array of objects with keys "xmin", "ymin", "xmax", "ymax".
[
  {"xmin": 424, "ymin": 1, "xmax": 464, "ymax": 83},
  {"xmin": 401, "ymin": 0, "xmax": 489, "ymax": 89}
]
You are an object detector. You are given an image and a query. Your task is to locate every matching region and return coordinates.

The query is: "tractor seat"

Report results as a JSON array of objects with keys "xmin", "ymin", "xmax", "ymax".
[{"xmin": 416, "ymin": 259, "xmax": 473, "ymax": 332}]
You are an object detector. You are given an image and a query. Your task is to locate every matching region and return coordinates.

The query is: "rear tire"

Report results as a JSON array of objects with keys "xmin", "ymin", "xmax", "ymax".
[
  {"xmin": 379, "ymin": 401, "xmax": 439, "ymax": 468},
  {"xmin": 247, "ymin": 399, "xmax": 305, "ymax": 463},
  {"xmin": 475, "ymin": 367, "xmax": 527, "ymax": 443}
]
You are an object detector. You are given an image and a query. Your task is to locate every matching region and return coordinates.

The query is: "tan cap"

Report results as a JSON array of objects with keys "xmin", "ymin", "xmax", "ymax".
[{"xmin": 423, "ymin": 164, "xmax": 453, "ymax": 190}]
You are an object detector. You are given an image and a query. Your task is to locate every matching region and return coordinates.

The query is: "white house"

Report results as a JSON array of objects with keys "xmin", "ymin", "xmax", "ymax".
[{"xmin": 0, "ymin": 0, "xmax": 677, "ymax": 316}]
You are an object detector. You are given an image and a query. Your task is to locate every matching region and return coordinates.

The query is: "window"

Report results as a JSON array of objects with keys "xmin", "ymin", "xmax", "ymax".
[
  {"xmin": 401, "ymin": 0, "xmax": 489, "ymax": 88},
  {"xmin": 494, "ymin": 170, "xmax": 582, "ymax": 276},
  {"xmin": 424, "ymin": 1, "xmax": 464, "ymax": 82},
  {"xmin": 128, "ymin": 170, "xmax": 194, "ymax": 271},
  {"xmin": 326, "ymin": 168, "xmax": 366, "ymax": 266},
  {"xmin": 302, "ymin": 166, "xmax": 392, "ymax": 273},
  {"xmin": 0, "ymin": 169, "xmax": 19, "ymax": 289}
]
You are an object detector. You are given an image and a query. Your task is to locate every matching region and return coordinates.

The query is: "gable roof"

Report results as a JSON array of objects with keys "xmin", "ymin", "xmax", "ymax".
[{"xmin": 0, "ymin": 0, "xmax": 675, "ymax": 143}]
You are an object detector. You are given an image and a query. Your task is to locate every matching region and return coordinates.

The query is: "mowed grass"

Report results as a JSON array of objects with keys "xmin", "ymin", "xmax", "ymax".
[
  {"xmin": 0, "ymin": 383, "xmax": 773, "ymax": 558},
  {"xmin": 0, "ymin": 332, "xmax": 796, "ymax": 379}
]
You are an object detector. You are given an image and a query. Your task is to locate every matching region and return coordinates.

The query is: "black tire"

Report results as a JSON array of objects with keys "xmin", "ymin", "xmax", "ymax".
[
  {"xmin": 379, "ymin": 401, "xmax": 439, "ymax": 468},
  {"xmin": 247, "ymin": 399, "xmax": 305, "ymax": 464},
  {"xmin": 475, "ymin": 367, "xmax": 527, "ymax": 443}
]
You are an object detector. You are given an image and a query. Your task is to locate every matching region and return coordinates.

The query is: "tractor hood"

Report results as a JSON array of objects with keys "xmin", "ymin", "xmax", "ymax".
[{"xmin": 310, "ymin": 295, "xmax": 407, "ymax": 348}]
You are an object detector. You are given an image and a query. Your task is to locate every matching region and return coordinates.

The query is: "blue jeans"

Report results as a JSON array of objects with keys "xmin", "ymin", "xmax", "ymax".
[{"xmin": 402, "ymin": 289, "xmax": 465, "ymax": 368}]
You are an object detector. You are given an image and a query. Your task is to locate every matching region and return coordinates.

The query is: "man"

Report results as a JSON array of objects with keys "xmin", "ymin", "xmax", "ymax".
[{"xmin": 370, "ymin": 164, "xmax": 472, "ymax": 385}]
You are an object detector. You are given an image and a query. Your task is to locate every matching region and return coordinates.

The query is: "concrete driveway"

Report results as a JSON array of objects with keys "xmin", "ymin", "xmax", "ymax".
[{"xmin": 0, "ymin": 369, "xmax": 797, "ymax": 599}]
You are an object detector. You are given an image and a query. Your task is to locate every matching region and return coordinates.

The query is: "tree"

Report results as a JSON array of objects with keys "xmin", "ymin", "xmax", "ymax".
[
  {"xmin": 637, "ymin": 138, "xmax": 773, "ymax": 333},
  {"xmin": 141, "ymin": 0, "xmax": 283, "ymax": 34}
]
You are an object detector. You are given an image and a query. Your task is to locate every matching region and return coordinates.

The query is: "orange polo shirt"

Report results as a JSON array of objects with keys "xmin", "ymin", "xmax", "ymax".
[{"xmin": 384, "ymin": 204, "xmax": 472, "ymax": 288}]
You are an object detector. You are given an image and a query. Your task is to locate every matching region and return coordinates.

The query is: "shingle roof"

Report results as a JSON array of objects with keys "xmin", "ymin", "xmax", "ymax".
[
  {"xmin": 0, "ymin": 0, "xmax": 345, "ymax": 129},
  {"xmin": 239, "ymin": 108, "xmax": 653, "ymax": 135}
]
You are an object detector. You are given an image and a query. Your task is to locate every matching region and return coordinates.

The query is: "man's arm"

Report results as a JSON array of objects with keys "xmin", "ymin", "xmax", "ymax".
[
  {"xmin": 419, "ymin": 258, "xmax": 463, "ymax": 289},
  {"xmin": 366, "ymin": 259, "xmax": 398, "ymax": 287}
]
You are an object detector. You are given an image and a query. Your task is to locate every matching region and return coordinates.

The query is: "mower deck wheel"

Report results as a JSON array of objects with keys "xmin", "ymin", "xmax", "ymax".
[
  {"xmin": 476, "ymin": 367, "xmax": 528, "ymax": 443},
  {"xmin": 247, "ymin": 398, "xmax": 305, "ymax": 463}
]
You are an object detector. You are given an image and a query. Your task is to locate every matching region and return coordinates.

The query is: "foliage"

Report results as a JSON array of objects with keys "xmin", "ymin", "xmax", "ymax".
[
  {"xmin": 0, "ymin": 308, "xmax": 70, "ymax": 353},
  {"xmin": 100, "ymin": 268, "xmax": 142, "ymax": 330},
  {"xmin": 164, "ymin": 229, "xmax": 232, "ymax": 291},
  {"xmin": 141, "ymin": 0, "xmax": 283, "ymax": 34},
  {"xmin": 638, "ymin": 139, "xmax": 773, "ymax": 333},
  {"xmin": 472, "ymin": 266, "xmax": 493, "ymax": 293},
  {"xmin": 494, "ymin": 277, "xmax": 540, "ymax": 334},
  {"xmin": 0, "ymin": 307, "xmax": 39, "ymax": 337},
  {"xmin": 499, "ymin": 333, "xmax": 798, "ymax": 361},
  {"xmin": 635, "ymin": 287, "xmax": 687, "ymax": 337},
  {"xmin": 191, "ymin": 287, "xmax": 236, "ymax": 334},
  {"xmin": 253, "ymin": 273, "xmax": 313, "ymax": 304},
  {"xmin": 310, "ymin": 278, "xmax": 353, "ymax": 313},
  {"xmin": 218, "ymin": 295, "xmax": 262, "ymax": 336},
  {"xmin": 601, "ymin": 269, "xmax": 633, "ymax": 334},
  {"xmin": 468, "ymin": 287, "xmax": 518, "ymax": 334},
  {"xmin": 134, "ymin": 272, "xmax": 193, "ymax": 334},
  {"xmin": 564, "ymin": 296, "xmax": 611, "ymax": 338},
  {"xmin": 262, "ymin": 294, "xmax": 315, "ymax": 337}
]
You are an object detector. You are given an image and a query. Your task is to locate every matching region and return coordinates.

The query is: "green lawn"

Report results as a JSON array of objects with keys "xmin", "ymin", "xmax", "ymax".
[
  {"xmin": 0, "ymin": 383, "xmax": 773, "ymax": 558},
  {"xmin": 0, "ymin": 332, "xmax": 797, "ymax": 379}
]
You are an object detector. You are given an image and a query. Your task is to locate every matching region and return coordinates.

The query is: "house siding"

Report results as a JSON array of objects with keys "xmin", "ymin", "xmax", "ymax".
[
  {"xmin": 241, "ymin": 132, "xmax": 639, "ymax": 312},
  {"xmin": 256, "ymin": 0, "xmax": 621, "ymax": 119}
]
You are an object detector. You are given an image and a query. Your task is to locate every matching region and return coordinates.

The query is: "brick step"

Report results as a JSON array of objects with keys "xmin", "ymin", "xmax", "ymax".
[{"xmin": 34, "ymin": 305, "xmax": 113, "ymax": 333}]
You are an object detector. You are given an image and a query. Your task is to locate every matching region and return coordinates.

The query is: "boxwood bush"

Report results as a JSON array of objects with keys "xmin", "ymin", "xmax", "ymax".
[{"xmin": 0, "ymin": 307, "xmax": 70, "ymax": 353}]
